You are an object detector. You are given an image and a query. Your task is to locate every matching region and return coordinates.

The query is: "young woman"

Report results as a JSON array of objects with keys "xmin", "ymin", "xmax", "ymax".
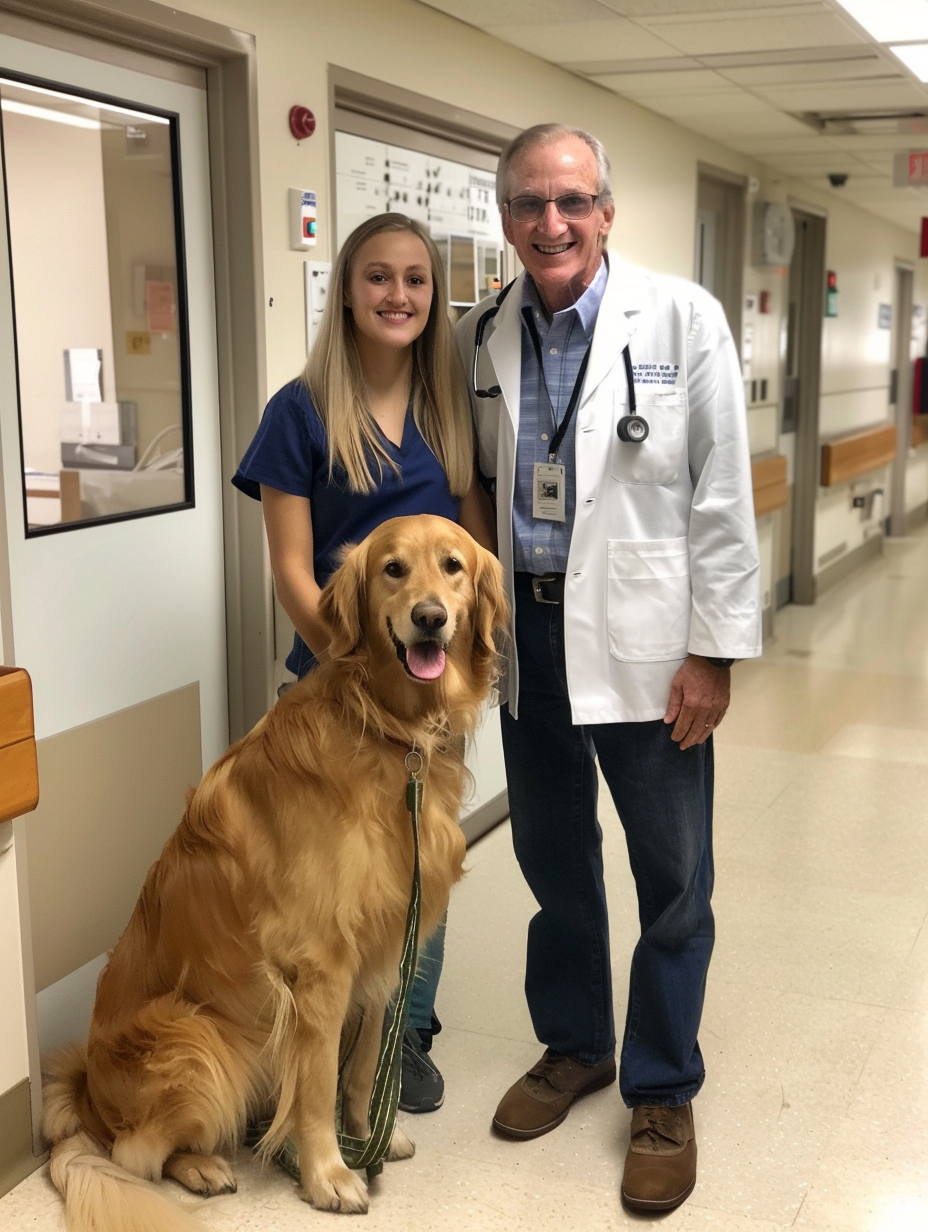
[{"xmin": 233, "ymin": 212, "xmax": 494, "ymax": 1113}]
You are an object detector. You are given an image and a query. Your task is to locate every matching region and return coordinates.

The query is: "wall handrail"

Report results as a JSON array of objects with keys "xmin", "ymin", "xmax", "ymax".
[
  {"xmin": 751, "ymin": 453, "xmax": 789, "ymax": 516},
  {"xmin": 0, "ymin": 667, "xmax": 39, "ymax": 824},
  {"xmin": 820, "ymin": 423, "xmax": 896, "ymax": 487}
]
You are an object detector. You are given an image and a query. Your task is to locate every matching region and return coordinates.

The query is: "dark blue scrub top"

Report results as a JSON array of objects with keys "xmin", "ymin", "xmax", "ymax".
[{"xmin": 233, "ymin": 378, "xmax": 459, "ymax": 677}]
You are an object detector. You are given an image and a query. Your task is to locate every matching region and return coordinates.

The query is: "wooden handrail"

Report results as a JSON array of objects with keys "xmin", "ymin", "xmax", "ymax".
[
  {"xmin": 820, "ymin": 424, "xmax": 896, "ymax": 487},
  {"xmin": 0, "ymin": 667, "xmax": 39, "ymax": 823},
  {"xmin": 752, "ymin": 454, "xmax": 788, "ymax": 516}
]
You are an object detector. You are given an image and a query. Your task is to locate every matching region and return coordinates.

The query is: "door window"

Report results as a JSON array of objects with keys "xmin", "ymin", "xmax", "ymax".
[{"xmin": 1, "ymin": 74, "xmax": 192, "ymax": 534}]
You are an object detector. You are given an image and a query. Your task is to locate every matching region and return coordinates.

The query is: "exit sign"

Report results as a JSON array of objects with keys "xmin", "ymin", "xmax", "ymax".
[{"xmin": 893, "ymin": 151, "xmax": 928, "ymax": 186}]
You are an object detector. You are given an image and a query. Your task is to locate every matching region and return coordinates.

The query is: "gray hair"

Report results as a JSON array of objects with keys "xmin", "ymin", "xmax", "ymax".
[{"xmin": 496, "ymin": 124, "xmax": 614, "ymax": 210}]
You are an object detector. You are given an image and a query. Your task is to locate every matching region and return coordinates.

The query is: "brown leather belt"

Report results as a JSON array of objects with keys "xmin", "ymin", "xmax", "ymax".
[{"xmin": 529, "ymin": 573, "xmax": 566, "ymax": 604}]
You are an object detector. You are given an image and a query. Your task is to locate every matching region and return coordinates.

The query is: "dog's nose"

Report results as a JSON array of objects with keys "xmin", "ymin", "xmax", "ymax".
[{"xmin": 411, "ymin": 600, "xmax": 448, "ymax": 632}]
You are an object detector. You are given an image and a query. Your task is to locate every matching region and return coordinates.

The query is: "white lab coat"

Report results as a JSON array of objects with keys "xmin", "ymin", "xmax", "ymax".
[{"xmin": 456, "ymin": 257, "xmax": 762, "ymax": 724}]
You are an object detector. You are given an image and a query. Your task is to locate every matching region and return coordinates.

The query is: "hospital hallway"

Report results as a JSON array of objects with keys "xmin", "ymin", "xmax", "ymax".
[{"xmin": 3, "ymin": 523, "xmax": 928, "ymax": 1232}]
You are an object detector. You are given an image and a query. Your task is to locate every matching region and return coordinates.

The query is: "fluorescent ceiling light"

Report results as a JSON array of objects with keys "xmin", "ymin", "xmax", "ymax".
[
  {"xmin": 0, "ymin": 77, "xmax": 169, "ymax": 124},
  {"xmin": 890, "ymin": 41, "xmax": 928, "ymax": 78},
  {"xmin": 0, "ymin": 100, "xmax": 100, "ymax": 129},
  {"xmin": 836, "ymin": 0, "xmax": 928, "ymax": 42}
]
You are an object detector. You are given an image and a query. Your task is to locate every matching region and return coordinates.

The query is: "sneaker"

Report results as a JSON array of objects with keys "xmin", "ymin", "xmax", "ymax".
[{"xmin": 399, "ymin": 1027, "xmax": 444, "ymax": 1113}]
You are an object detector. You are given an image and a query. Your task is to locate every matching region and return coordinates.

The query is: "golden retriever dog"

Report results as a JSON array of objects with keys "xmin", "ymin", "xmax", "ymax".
[{"xmin": 43, "ymin": 514, "xmax": 508, "ymax": 1231}]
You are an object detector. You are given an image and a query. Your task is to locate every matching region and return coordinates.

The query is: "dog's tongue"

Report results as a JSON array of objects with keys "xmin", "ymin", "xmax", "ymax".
[{"xmin": 406, "ymin": 642, "xmax": 446, "ymax": 680}]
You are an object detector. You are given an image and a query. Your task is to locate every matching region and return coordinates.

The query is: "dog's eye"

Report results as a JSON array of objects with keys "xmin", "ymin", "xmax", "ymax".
[
  {"xmin": 444, "ymin": 556, "xmax": 463, "ymax": 574},
  {"xmin": 384, "ymin": 560, "xmax": 405, "ymax": 579}
]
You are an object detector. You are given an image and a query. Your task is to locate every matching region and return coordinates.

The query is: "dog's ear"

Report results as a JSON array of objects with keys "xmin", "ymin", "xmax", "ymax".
[
  {"xmin": 318, "ymin": 540, "xmax": 369, "ymax": 658},
  {"xmin": 471, "ymin": 545, "xmax": 509, "ymax": 677}
]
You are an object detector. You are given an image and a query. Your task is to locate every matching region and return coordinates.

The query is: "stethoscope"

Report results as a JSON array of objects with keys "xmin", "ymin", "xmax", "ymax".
[{"xmin": 471, "ymin": 281, "xmax": 650, "ymax": 444}]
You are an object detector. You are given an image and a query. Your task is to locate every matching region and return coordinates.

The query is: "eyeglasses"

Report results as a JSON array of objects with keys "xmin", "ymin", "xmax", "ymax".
[{"xmin": 505, "ymin": 193, "xmax": 601, "ymax": 223}]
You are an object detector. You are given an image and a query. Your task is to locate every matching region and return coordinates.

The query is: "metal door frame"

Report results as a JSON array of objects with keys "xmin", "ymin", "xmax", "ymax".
[
  {"xmin": 889, "ymin": 263, "xmax": 914, "ymax": 537},
  {"xmin": 786, "ymin": 204, "xmax": 826, "ymax": 606}
]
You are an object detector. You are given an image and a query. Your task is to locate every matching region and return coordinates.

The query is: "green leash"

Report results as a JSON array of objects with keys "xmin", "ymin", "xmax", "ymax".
[{"xmin": 272, "ymin": 748, "xmax": 423, "ymax": 1184}]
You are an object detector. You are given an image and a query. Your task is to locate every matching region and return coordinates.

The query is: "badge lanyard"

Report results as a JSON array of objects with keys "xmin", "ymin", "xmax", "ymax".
[{"xmin": 522, "ymin": 306, "xmax": 591, "ymax": 522}]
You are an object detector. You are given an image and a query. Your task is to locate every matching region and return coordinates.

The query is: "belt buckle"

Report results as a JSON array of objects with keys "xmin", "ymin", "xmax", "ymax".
[{"xmin": 531, "ymin": 574, "xmax": 560, "ymax": 604}]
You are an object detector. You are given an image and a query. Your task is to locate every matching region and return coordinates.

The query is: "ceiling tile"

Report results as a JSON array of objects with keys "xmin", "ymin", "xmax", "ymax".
[
  {"xmin": 755, "ymin": 82, "xmax": 928, "ymax": 111},
  {"xmin": 719, "ymin": 57, "xmax": 899, "ymax": 86},
  {"xmin": 586, "ymin": 68, "xmax": 732, "ymax": 93},
  {"xmin": 625, "ymin": 89, "xmax": 777, "ymax": 117},
  {"xmin": 682, "ymin": 109, "xmax": 819, "ymax": 137},
  {"xmin": 560, "ymin": 56, "xmax": 701, "ymax": 74},
  {"xmin": 724, "ymin": 133, "xmax": 846, "ymax": 154},
  {"xmin": 485, "ymin": 19, "xmax": 683, "ymax": 62},
  {"xmin": 415, "ymin": 0, "xmax": 609, "ymax": 23},
  {"xmin": 699, "ymin": 44, "xmax": 883, "ymax": 68},
  {"xmin": 755, "ymin": 151, "xmax": 872, "ymax": 172},
  {"xmin": 826, "ymin": 132, "xmax": 928, "ymax": 152},
  {"xmin": 634, "ymin": 11, "xmax": 866, "ymax": 56},
  {"xmin": 598, "ymin": 0, "xmax": 824, "ymax": 11}
]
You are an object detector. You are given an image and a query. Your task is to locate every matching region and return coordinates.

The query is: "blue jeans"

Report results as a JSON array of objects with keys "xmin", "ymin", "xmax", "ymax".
[
  {"xmin": 500, "ymin": 573, "xmax": 715, "ymax": 1108},
  {"xmin": 408, "ymin": 918, "xmax": 444, "ymax": 1034}
]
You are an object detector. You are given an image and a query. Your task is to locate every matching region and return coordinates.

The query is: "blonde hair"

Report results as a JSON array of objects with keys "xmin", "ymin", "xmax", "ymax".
[{"xmin": 303, "ymin": 214, "xmax": 473, "ymax": 496}]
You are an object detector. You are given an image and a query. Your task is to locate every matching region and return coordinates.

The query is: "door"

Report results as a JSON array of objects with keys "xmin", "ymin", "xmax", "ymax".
[
  {"xmin": 0, "ymin": 31, "xmax": 227, "ymax": 1072},
  {"xmin": 695, "ymin": 170, "xmax": 745, "ymax": 356},
  {"xmin": 778, "ymin": 209, "xmax": 826, "ymax": 607},
  {"xmin": 889, "ymin": 265, "xmax": 914, "ymax": 537}
]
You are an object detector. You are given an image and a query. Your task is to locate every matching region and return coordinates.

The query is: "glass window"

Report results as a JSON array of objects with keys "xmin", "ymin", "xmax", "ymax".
[{"xmin": 0, "ymin": 74, "xmax": 192, "ymax": 533}]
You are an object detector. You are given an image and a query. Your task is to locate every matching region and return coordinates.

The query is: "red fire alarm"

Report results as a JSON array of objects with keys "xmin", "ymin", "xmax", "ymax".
[
  {"xmin": 921, "ymin": 217, "xmax": 928, "ymax": 258},
  {"xmin": 289, "ymin": 105, "xmax": 316, "ymax": 141}
]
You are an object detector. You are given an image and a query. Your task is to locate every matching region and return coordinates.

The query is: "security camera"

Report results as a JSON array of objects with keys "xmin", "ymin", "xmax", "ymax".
[{"xmin": 828, "ymin": 173, "xmax": 849, "ymax": 188}]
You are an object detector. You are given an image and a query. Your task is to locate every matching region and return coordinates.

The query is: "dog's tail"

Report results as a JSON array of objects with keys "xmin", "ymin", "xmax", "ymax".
[{"xmin": 44, "ymin": 1044, "xmax": 213, "ymax": 1232}]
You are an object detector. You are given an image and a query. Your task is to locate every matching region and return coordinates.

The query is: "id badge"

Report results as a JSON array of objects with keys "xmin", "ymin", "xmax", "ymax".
[{"xmin": 532, "ymin": 462, "xmax": 566, "ymax": 522}]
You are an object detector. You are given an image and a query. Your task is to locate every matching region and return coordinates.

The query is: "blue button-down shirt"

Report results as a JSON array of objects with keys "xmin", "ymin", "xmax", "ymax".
[{"xmin": 512, "ymin": 259, "xmax": 608, "ymax": 574}]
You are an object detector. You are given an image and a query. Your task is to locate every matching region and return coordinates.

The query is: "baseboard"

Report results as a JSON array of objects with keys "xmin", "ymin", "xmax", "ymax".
[
  {"xmin": 0, "ymin": 1079, "xmax": 44, "ymax": 1198},
  {"xmin": 762, "ymin": 604, "xmax": 774, "ymax": 641},
  {"xmin": 461, "ymin": 790, "xmax": 509, "ymax": 846},
  {"xmin": 815, "ymin": 534, "xmax": 882, "ymax": 598}
]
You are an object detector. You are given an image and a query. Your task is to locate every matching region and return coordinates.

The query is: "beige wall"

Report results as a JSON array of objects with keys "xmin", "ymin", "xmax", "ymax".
[
  {"xmin": 3, "ymin": 111, "xmax": 115, "ymax": 474},
  {"xmin": 176, "ymin": 0, "xmax": 927, "ymax": 570},
  {"xmin": 3, "ymin": 0, "xmax": 928, "ymax": 1178}
]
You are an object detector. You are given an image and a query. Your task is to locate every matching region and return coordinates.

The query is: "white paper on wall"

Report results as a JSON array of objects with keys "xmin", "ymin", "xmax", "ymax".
[{"xmin": 335, "ymin": 132, "xmax": 504, "ymax": 303}]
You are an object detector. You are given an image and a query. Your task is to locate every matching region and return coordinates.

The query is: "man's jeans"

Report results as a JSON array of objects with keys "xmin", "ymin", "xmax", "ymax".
[{"xmin": 500, "ymin": 572, "xmax": 715, "ymax": 1108}]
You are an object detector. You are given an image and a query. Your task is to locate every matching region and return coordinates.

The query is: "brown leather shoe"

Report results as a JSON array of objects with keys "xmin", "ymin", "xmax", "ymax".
[
  {"xmin": 492, "ymin": 1050, "xmax": 616, "ymax": 1140},
  {"xmin": 621, "ymin": 1101, "xmax": 697, "ymax": 1212}
]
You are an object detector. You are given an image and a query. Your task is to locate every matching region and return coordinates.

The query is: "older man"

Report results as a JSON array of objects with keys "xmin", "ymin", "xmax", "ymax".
[{"xmin": 456, "ymin": 124, "xmax": 761, "ymax": 1212}]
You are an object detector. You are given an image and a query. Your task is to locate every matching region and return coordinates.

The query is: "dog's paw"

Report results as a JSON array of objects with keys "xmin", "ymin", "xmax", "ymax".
[
  {"xmin": 302, "ymin": 1165, "xmax": 369, "ymax": 1214},
  {"xmin": 386, "ymin": 1126, "xmax": 415, "ymax": 1161},
  {"xmin": 164, "ymin": 1151, "xmax": 237, "ymax": 1195}
]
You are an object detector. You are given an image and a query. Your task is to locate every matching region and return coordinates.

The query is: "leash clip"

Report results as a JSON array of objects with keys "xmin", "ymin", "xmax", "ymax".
[{"xmin": 405, "ymin": 748, "xmax": 423, "ymax": 814}]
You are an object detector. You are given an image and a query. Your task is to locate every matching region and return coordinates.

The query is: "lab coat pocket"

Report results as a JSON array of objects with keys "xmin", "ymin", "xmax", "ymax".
[
  {"xmin": 607, "ymin": 536, "xmax": 691, "ymax": 662},
  {"xmin": 609, "ymin": 390, "xmax": 686, "ymax": 485}
]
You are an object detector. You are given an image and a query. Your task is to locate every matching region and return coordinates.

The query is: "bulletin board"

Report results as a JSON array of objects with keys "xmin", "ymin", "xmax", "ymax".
[{"xmin": 335, "ymin": 130, "xmax": 505, "ymax": 308}]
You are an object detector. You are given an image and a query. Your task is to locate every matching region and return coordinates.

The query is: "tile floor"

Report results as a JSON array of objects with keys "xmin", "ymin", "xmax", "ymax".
[{"xmin": 4, "ymin": 524, "xmax": 928, "ymax": 1230}]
